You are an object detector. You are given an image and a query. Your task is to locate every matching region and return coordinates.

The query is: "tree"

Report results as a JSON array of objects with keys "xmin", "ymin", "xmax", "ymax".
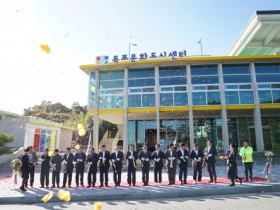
[{"xmin": 0, "ymin": 132, "xmax": 14, "ymax": 153}]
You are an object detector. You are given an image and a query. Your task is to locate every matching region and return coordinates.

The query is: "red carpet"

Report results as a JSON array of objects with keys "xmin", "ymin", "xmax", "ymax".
[{"xmin": 0, "ymin": 176, "xmax": 267, "ymax": 188}]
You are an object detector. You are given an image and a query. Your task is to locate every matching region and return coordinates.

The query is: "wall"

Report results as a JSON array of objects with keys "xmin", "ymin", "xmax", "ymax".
[
  {"xmin": 59, "ymin": 128, "xmax": 73, "ymax": 151},
  {"xmin": 0, "ymin": 115, "xmax": 27, "ymax": 148}
]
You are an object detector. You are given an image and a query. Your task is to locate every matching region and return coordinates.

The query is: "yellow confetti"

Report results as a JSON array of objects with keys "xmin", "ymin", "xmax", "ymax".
[
  {"xmin": 40, "ymin": 44, "xmax": 51, "ymax": 54},
  {"xmin": 78, "ymin": 128, "xmax": 86, "ymax": 136},
  {"xmin": 41, "ymin": 192, "xmax": 53, "ymax": 203},
  {"xmin": 93, "ymin": 202, "xmax": 102, "ymax": 210}
]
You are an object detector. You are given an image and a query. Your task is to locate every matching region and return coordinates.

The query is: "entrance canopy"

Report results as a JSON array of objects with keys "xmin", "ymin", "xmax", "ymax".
[{"xmin": 228, "ymin": 10, "xmax": 280, "ymax": 56}]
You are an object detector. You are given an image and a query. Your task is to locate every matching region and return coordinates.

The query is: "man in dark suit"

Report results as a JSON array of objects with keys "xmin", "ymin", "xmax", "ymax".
[
  {"xmin": 98, "ymin": 145, "xmax": 110, "ymax": 187},
  {"xmin": 190, "ymin": 144, "xmax": 204, "ymax": 183},
  {"xmin": 126, "ymin": 144, "xmax": 138, "ymax": 186},
  {"xmin": 20, "ymin": 148, "xmax": 30, "ymax": 191},
  {"xmin": 151, "ymin": 144, "xmax": 165, "ymax": 185},
  {"xmin": 204, "ymin": 140, "xmax": 218, "ymax": 183},
  {"xmin": 74, "ymin": 146, "xmax": 86, "ymax": 187},
  {"xmin": 165, "ymin": 143, "xmax": 177, "ymax": 185},
  {"xmin": 40, "ymin": 148, "xmax": 51, "ymax": 188},
  {"xmin": 177, "ymin": 143, "xmax": 189, "ymax": 185},
  {"xmin": 26, "ymin": 146, "xmax": 37, "ymax": 188},
  {"xmin": 111, "ymin": 146, "xmax": 124, "ymax": 187},
  {"xmin": 51, "ymin": 149, "xmax": 62, "ymax": 188},
  {"xmin": 87, "ymin": 147, "xmax": 99, "ymax": 187},
  {"xmin": 62, "ymin": 147, "xmax": 74, "ymax": 188},
  {"xmin": 138, "ymin": 144, "xmax": 151, "ymax": 186}
]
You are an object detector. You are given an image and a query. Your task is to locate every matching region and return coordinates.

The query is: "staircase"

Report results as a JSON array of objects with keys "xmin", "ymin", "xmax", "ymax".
[{"xmin": 99, "ymin": 131, "xmax": 121, "ymax": 152}]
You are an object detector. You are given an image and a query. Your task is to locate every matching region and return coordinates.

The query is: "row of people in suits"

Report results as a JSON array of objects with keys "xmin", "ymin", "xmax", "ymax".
[{"xmin": 20, "ymin": 140, "xmax": 218, "ymax": 191}]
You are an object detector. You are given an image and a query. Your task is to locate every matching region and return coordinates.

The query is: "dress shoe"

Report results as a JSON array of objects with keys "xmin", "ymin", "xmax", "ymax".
[
  {"xmin": 208, "ymin": 181, "xmax": 213, "ymax": 183},
  {"xmin": 249, "ymin": 178, "xmax": 253, "ymax": 182},
  {"xmin": 57, "ymin": 185, "xmax": 60, "ymax": 188},
  {"xmin": 92, "ymin": 184, "xmax": 95, "ymax": 187},
  {"xmin": 105, "ymin": 184, "xmax": 109, "ymax": 187},
  {"xmin": 62, "ymin": 185, "xmax": 66, "ymax": 188},
  {"xmin": 143, "ymin": 183, "xmax": 146, "ymax": 186},
  {"xmin": 81, "ymin": 184, "xmax": 84, "ymax": 187},
  {"xmin": 76, "ymin": 185, "xmax": 79, "ymax": 188},
  {"xmin": 133, "ymin": 184, "xmax": 136, "ymax": 186},
  {"xmin": 129, "ymin": 184, "xmax": 131, "ymax": 186},
  {"xmin": 87, "ymin": 185, "xmax": 91, "ymax": 188},
  {"xmin": 46, "ymin": 186, "xmax": 49, "ymax": 188},
  {"xmin": 51, "ymin": 185, "xmax": 55, "ymax": 188},
  {"xmin": 229, "ymin": 183, "xmax": 235, "ymax": 186},
  {"xmin": 20, "ymin": 186, "xmax": 27, "ymax": 191},
  {"xmin": 114, "ymin": 185, "xmax": 117, "ymax": 187},
  {"xmin": 39, "ymin": 186, "xmax": 44, "ymax": 188},
  {"xmin": 99, "ymin": 185, "xmax": 104, "ymax": 187},
  {"xmin": 68, "ymin": 185, "xmax": 71, "ymax": 188},
  {"xmin": 240, "ymin": 179, "xmax": 243, "ymax": 185}
]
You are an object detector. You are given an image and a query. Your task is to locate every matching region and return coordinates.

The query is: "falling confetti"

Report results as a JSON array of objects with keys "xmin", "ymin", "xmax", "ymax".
[
  {"xmin": 40, "ymin": 44, "xmax": 51, "ymax": 54},
  {"xmin": 93, "ymin": 202, "xmax": 102, "ymax": 210},
  {"xmin": 41, "ymin": 191, "xmax": 53, "ymax": 203}
]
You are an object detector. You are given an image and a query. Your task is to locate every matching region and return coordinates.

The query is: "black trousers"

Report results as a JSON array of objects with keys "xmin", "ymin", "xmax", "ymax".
[
  {"xmin": 207, "ymin": 162, "xmax": 217, "ymax": 182},
  {"xmin": 76, "ymin": 169, "xmax": 84, "ymax": 185},
  {"xmin": 229, "ymin": 163, "xmax": 242, "ymax": 184},
  {"xmin": 21, "ymin": 172, "xmax": 29, "ymax": 188},
  {"xmin": 141, "ymin": 166, "xmax": 149, "ymax": 184},
  {"xmin": 63, "ymin": 168, "xmax": 73, "ymax": 186},
  {"xmin": 244, "ymin": 162, "xmax": 253, "ymax": 180},
  {"xmin": 100, "ymin": 166, "xmax": 109, "ymax": 185},
  {"xmin": 179, "ymin": 164, "xmax": 188, "ymax": 182},
  {"xmin": 168, "ymin": 166, "xmax": 176, "ymax": 184},
  {"xmin": 88, "ymin": 166, "xmax": 97, "ymax": 186},
  {"xmin": 27, "ymin": 164, "xmax": 35, "ymax": 186},
  {"xmin": 193, "ymin": 163, "xmax": 202, "ymax": 181},
  {"xmin": 127, "ymin": 166, "xmax": 136, "ymax": 185},
  {"xmin": 154, "ymin": 166, "xmax": 162, "ymax": 183},
  {"xmin": 113, "ymin": 167, "xmax": 122, "ymax": 185},
  {"xmin": 40, "ymin": 169, "xmax": 50, "ymax": 187},
  {"xmin": 52, "ymin": 170, "xmax": 60, "ymax": 187}
]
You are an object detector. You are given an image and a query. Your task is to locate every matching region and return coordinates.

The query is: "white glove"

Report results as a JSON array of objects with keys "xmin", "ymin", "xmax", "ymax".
[
  {"xmin": 141, "ymin": 158, "xmax": 145, "ymax": 161},
  {"xmin": 102, "ymin": 158, "xmax": 106, "ymax": 160},
  {"xmin": 194, "ymin": 158, "xmax": 198, "ymax": 161},
  {"xmin": 180, "ymin": 156, "xmax": 184, "ymax": 159},
  {"xmin": 51, "ymin": 164, "xmax": 56, "ymax": 167},
  {"xmin": 99, "ymin": 157, "xmax": 102, "ymax": 160},
  {"xmin": 116, "ymin": 158, "xmax": 120, "ymax": 161},
  {"xmin": 204, "ymin": 152, "xmax": 207, "ymax": 155},
  {"xmin": 145, "ymin": 158, "xmax": 149, "ymax": 161},
  {"xmin": 88, "ymin": 162, "xmax": 92, "ymax": 165},
  {"xmin": 168, "ymin": 157, "xmax": 172, "ymax": 160},
  {"xmin": 129, "ymin": 156, "xmax": 134, "ymax": 159},
  {"xmin": 208, "ymin": 154, "xmax": 212, "ymax": 157},
  {"xmin": 185, "ymin": 156, "xmax": 188, "ymax": 159},
  {"xmin": 112, "ymin": 159, "xmax": 115, "ymax": 163},
  {"xmin": 198, "ymin": 157, "xmax": 201, "ymax": 162},
  {"xmin": 154, "ymin": 158, "xmax": 157, "ymax": 161},
  {"xmin": 157, "ymin": 158, "xmax": 160, "ymax": 162}
]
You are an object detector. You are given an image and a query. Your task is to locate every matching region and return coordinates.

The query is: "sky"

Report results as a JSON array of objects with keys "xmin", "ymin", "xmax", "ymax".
[{"xmin": 0, "ymin": 0, "xmax": 279, "ymax": 115}]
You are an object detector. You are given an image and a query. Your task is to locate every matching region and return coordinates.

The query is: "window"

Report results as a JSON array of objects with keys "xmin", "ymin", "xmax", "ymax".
[
  {"xmin": 128, "ymin": 95, "xmax": 141, "ymax": 107},
  {"xmin": 225, "ymin": 91, "xmax": 239, "ymax": 104},
  {"xmin": 142, "ymin": 94, "xmax": 155, "ymax": 107},
  {"xmin": 272, "ymin": 90, "xmax": 280, "ymax": 103},
  {"xmin": 223, "ymin": 64, "xmax": 251, "ymax": 84},
  {"xmin": 191, "ymin": 65, "xmax": 219, "ymax": 85},
  {"xmin": 239, "ymin": 91, "xmax": 254, "ymax": 104},
  {"xmin": 193, "ymin": 92, "xmax": 206, "ymax": 105},
  {"xmin": 258, "ymin": 90, "xmax": 272, "ymax": 103},
  {"xmin": 207, "ymin": 92, "xmax": 221, "ymax": 105},
  {"xmin": 174, "ymin": 93, "xmax": 188, "ymax": 106},
  {"xmin": 160, "ymin": 93, "xmax": 173, "ymax": 106}
]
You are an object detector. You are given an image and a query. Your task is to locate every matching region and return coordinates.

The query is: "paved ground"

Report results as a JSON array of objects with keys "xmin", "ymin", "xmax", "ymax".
[
  {"xmin": 1, "ymin": 163, "xmax": 280, "ymax": 205},
  {"xmin": 1, "ymin": 192, "xmax": 280, "ymax": 210}
]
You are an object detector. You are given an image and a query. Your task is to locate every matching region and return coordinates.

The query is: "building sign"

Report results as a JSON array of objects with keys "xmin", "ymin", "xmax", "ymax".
[
  {"xmin": 112, "ymin": 50, "xmax": 187, "ymax": 63},
  {"xmin": 96, "ymin": 55, "xmax": 109, "ymax": 64}
]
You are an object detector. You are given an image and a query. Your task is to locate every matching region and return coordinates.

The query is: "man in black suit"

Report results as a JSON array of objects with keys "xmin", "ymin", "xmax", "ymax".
[
  {"xmin": 138, "ymin": 144, "xmax": 151, "ymax": 186},
  {"xmin": 98, "ymin": 145, "xmax": 110, "ymax": 187},
  {"xmin": 204, "ymin": 140, "xmax": 218, "ymax": 183},
  {"xmin": 74, "ymin": 146, "xmax": 86, "ymax": 187},
  {"xmin": 165, "ymin": 143, "xmax": 177, "ymax": 185},
  {"xmin": 126, "ymin": 144, "xmax": 138, "ymax": 186},
  {"xmin": 40, "ymin": 148, "xmax": 51, "ymax": 188},
  {"xmin": 62, "ymin": 147, "xmax": 74, "ymax": 188},
  {"xmin": 20, "ymin": 148, "xmax": 30, "ymax": 191},
  {"xmin": 26, "ymin": 146, "xmax": 37, "ymax": 188},
  {"xmin": 151, "ymin": 144, "xmax": 165, "ymax": 185},
  {"xmin": 111, "ymin": 146, "xmax": 124, "ymax": 187},
  {"xmin": 87, "ymin": 147, "xmax": 99, "ymax": 187},
  {"xmin": 177, "ymin": 143, "xmax": 189, "ymax": 185},
  {"xmin": 51, "ymin": 149, "xmax": 62, "ymax": 188},
  {"xmin": 190, "ymin": 144, "xmax": 204, "ymax": 183}
]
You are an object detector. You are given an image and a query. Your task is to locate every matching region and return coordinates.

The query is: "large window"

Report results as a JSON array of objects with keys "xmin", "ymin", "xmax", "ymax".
[
  {"xmin": 128, "ymin": 68, "xmax": 155, "ymax": 108},
  {"xmin": 192, "ymin": 85, "xmax": 221, "ymax": 105},
  {"xmin": 223, "ymin": 64, "xmax": 251, "ymax": 83},
  {"xmin": 89, "ymin": 72, "xmax": 95, "ymax": 109},
  {"xmin": 159, "ymin": 66, "xmax": 188, "ymax": 107},
  {"xmin": 255, "ymin": 63, "xmax": 280, "ymax": 104},
  {"xmin": 191, "ymin": 65, "xmax": 219, "ymax": 84},
  {"xmin": 225, "ymin": 84, "xmax": 254, "ymax": 104},
  {"xmin": 98, "ymin": 70, "xmax": 124, "ymax": 109}
]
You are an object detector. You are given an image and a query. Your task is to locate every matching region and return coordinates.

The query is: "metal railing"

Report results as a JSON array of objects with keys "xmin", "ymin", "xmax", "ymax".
[{"xmin": 98, "ymin": 130, "xmax": 109, "ymax": 148}]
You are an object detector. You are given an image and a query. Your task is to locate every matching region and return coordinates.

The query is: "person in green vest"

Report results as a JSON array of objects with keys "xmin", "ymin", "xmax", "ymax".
[{"xmin": 239, "ymin": 140, "xmax": 254, "ymax": 181}]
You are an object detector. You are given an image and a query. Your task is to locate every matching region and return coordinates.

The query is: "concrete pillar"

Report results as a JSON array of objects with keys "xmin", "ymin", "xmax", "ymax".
[
  {"xmin": 123, "ymin": 68, "xmax": 129, "ymax": 154},
  {"xmin": 93, "ymin": 70, "xmax": 100, "ymax": 151},
  {"xmin": 155, "ymin": 66, "xmax": 160, "ymax": 144},
  {"xmin": 187, "ymin": 64, "xmax": 194, "ymax": 150},
  {"xmin": 218, "ymin": 63, "xmax": 229, "ymax": 152},
  {"xmin": 250, "ymin": 62, "xmax": 264, "ymax": 152}
]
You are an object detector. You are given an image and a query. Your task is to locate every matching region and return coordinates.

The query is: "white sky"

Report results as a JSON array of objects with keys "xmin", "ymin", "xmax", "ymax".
[{"xmin": 0, "ymin": 0, "xmax": 278, "ymax": 115}]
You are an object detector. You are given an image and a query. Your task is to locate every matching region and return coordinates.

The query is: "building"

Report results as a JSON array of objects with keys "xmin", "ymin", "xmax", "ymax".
[
  {"xmin": 0, "ymin": 110, "xmax": 74, "ymax": 153},
  {"xmin": 80, "ymin": 11, "xmax": 280, "ymax": 154}
]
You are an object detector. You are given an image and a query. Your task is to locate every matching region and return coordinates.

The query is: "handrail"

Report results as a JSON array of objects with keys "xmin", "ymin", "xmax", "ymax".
[
  {"xmin": 111, "ymin": 131, "xmax": 120, "ymax": 151},
  {"xmin": 99, "ymin": 130, "xmax": 109, "ymax": 148}
]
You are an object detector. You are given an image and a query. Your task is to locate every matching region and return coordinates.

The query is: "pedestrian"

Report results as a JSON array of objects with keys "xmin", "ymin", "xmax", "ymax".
[
  {"xmin": 204, "ymin": 140, "xmax": 218, "ymax": 183},
  {"xmin": 87, "ymin": 147, "xmax": 99, "ymax": 187},
  {"xmin": 190, "ymin": 144, "xmax": 204, "ymax": 184},
  {"xmin": 20, "ymin": 148, "xmax": 30, "ymax": 191},
  {"xmin": 62, "ymin": 147, "xmax": 74, "ymax": 188},
  {"xmin": 177, "ymin": 143, "xmax": 189, "ymax": 185},
  {"xmin": 26, "ymin": 146, "xmax": 37, "ymax": 188},
  {"xmin": 165, "ymin": 143, "xmax": 177, "ymax": 185},
  {"xmin": 226, "ymin": 144, "xmax": 243, "ymax": 186},
  {"xmin": 40, "ymin": 148, "xmax": 51, "ymax": 188},
  {"xmin": 126, "ymin": 144, "xmax": 138, "ymax": 186},
  {"xmin": 151, "ymin": 144, "xmax": 165, "ymax": 185},
  {"xmin": 111, "ymin": 146, "xmax": 124, "ymax": 187},
  {"xmin": 51, "ymin": 149, "xmax": 62, "ymax": 188},
  {"xmin": 98, "ymin": 145, "xmax": 110, "ymax": 187},
  {"xmin": 74, "ymin": 146, "xmax": 86, "ymax": 187},
  {"xmin": 239, "ymin": 140, "xmax": 254, "ymax": 182},
  {"xmin": 138, "ymin": 144, "xmax": 151, "ymax": 186}
]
